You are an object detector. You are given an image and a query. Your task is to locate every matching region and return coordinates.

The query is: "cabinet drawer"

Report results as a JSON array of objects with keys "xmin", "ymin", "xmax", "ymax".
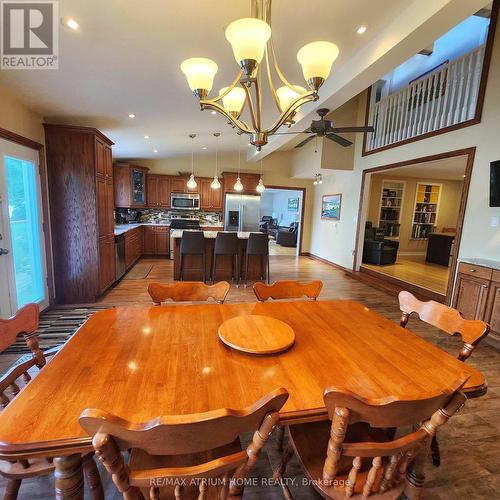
[{"xmin": 457, "ymin": 262, "xmax": 492, "ymax": 281}]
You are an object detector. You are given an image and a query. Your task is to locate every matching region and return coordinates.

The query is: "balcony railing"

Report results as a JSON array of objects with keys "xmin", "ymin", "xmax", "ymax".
[{"xmin": 365, "ymin": 43, "xmax": 486, "ymax": 151}]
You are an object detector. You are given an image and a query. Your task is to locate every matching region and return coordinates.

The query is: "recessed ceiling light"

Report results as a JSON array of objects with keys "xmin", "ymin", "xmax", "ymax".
[
  {"xmin": 356, "ymin": 25, "xmax": 367, "ymax": 35},
  {"xmin": 153, "ymin": 149, "xmax": 158, "ymax": 153},
  {"xmin": 63, "ymin": 17, "xmax": 79, "ymax": 30},
  {"xmin": 202, "ymin": 146, "xmax": 208, "ymax": 150},
  {"xmin": 128, "ymin": 113, "xmax": 135, "ymax": 119},
  {"xmin": 144, "ymin": 135, "xmax": 150, "ymax": 139},
  {"xmin": 211, "ymin": 111, "xmax": 217, "ymax": 115}
]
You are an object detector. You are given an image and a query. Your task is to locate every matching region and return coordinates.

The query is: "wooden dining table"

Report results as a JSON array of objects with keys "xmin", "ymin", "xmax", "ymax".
[{"xmin": 0, "ymin": 300, "xmax": 486, "ymax": 499}]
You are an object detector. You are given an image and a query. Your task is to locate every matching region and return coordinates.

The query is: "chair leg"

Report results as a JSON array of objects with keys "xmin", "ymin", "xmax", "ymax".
[
  {"xmin": 202, "ymin": 253, "xmax": 206, "ymax": 283},
  {"xmin": 4, "ymin": 479, "xmax": 21, "ymax": 500},
  {"xmin": 430, "ymin": 434, "xmax": 441, "ymax": 467},
  {"xmin": 273, "ymin": 442, "xmax": 295, "ymax": 500},
  {"xmin": 235, "ymin": 254, "xmax": 240, "ymax": 287},
  {"xmin": 82, "ymin": 453, "xmax": 104, "ymax": 500},
  {"xmin": 245, "ymin": 252, "xmax": 249, "ymax": 287},
  {"xmin": 211, "ymin": 253, "xmax": 217, "ymax": 285},
  {"xmin": 179, "ymin": 254, "xmax": 184, "ymax": 281},
  {"xmin": 276, "ymin": 425, "xmax": 285, "ymax": 451},
  {"xmin": 267, "ymin": 255, "xmax": 270, "ymax": 284}
]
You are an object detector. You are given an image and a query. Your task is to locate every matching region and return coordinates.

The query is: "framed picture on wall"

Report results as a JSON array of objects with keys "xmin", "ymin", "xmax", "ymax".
[
  {"xmin": 288, "ymin": 197, "xmax": 299, "ymax": 212},
  {"xmin": 321, "ymin": 194, "xmax": 342, "ymax": 220}
]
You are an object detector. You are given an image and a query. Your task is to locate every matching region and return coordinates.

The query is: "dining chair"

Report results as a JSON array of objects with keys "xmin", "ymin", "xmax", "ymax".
[
  {"xmin": 148, "ymin": 281, "xmax": 231, "ymax": 305},
  {"xmin": 274, "ymin": 378, "xmax": 467, "ymax": 500},
  {"xmin": 211, "ymin": 232, "xmax": 240, "ymax": 285},
  {"xmin": 253, "ymin": 280, "xmax": 323, "ymax": 302},
  {"xmin": 243, "ymin": 233, "xmax": 270, "ymax": 286},
  {"xmin": 0, "ymin": 304, "xmax": 102, "ymax": 499},
  {"xmin": 398, "ymin": 290, "xmax": 489, "ymax": 466},
  {"xmin": 80, "ymin": 388, "xmax": 289, "ymax": 499}
]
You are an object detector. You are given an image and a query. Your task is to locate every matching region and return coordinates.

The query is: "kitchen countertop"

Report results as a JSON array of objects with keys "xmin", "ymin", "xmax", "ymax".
[
  {"xmin": 114, "ymin": 223, "xmax": 223, "ymax": 236},
  {"xmin": 171, "ymin": 229, "xmax": 252, "ymax": 239},
  {"xmin": 460, "ymin": 258, "xmax": 500, "ymax": 271}
]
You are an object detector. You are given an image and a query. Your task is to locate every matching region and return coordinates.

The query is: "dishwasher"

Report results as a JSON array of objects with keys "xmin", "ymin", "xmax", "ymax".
[{"xmin": 115, "ymin": 234, "xmax": 126, "ymax": 280}]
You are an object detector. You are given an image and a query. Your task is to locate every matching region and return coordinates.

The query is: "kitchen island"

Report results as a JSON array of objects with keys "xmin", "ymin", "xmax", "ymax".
[{"xmin": 171, "ymin": 230, "xmax": 268, "ymax": 282}]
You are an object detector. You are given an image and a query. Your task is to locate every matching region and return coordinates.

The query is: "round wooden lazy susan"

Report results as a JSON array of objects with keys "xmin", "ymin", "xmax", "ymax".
[{"xmin": 218, "ymin": 315, "xmax": 295, "ymax": 355}]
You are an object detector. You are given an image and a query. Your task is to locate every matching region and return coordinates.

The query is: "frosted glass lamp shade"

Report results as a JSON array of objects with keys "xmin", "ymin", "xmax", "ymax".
[
  {"xmin": 276, "ymin": 85, "xmax": 306, "ymax": 112},
  {"xmin": 187, "ymin": 174, "xmax": 197, "ymax": 189},
  {"xmin": 220, "ymin": 86, "xmax": 246, "ymax": 115},
  {"xmin": 234, "ymin": 177, "xmax": 244, "ymax": 192},
  {"xmin": 180, "ymin": 58, "xmax": 218, "ymax": 97},
  {"xmin": 256, "ymin": 177, "xmax": 265, "ymax": 193},
  {"xmin": 211, "ymin": 176, "xmax": 221, "ymax": 189},
  {"xmin": 225, "ymin": 18, "xmax": 271, "ymax": 73},
  {"xmin": 297, "ymin": 41, "xmax": 339, "ymax": 89}
]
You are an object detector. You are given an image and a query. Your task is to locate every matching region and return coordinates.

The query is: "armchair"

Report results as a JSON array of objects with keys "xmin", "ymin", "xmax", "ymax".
[
  {"xmin": 275, "ymin": 222, "xmax": 299, "ymax": 247},
  {"xmin": 258, "ymin": 216, "xmax": 273, "ymax": 233},
  {"xmin": 362, "ymin": 222, "xmax": 399, "ymax": 265}
]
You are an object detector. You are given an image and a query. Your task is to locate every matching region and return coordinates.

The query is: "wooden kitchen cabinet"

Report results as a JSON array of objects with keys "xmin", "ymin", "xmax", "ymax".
[
  {"xmin": 147, "ymin": 175, "xmax": 159, "ymax": 207},
  {"xmin": 114, "ymin": 163, "xmax": 149, "ymax": 208},
  {"xmin": 158, "ymin": 176, "xmax": 171, "ymax": 208},
  {"xmin": 222, "ymin": 172, "xmax": 260, "ymax": 195},
  {"xmin": 170, "ymin": 177, "xmax": 186, "ymax": 193},
  {"xmin": 143, "ymin": 226, "xmax": 169, "ymax": 256},
  {"xmin": 44, "ymin": 124, "xmax": 115, "ymax": 303},
  {"xmin": 124, "ymin": 226, "xmax": 144, "ymax": 269},
  {"xmin": 200, "ymin": 177, "xmax": 224, "ymax": 210},
  {"xmin": 453, "ymin": 261, "xmax": 500, "ymax": 344}
]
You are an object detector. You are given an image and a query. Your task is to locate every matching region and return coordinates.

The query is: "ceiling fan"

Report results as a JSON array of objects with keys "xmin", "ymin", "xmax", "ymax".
[{"xmin": 275, "ymin": 108, "xmax": 374, "ymax": 148}]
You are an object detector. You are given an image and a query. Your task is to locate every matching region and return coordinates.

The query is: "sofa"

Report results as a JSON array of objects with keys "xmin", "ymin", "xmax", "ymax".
[
  {"xmin": 259, "ymin": 216, "xmax": 274, "ymax": 233},
  {"xmin": 270, "ymin": 222, "xmax": 299, "ymax": 247},
  {"xmin": 362, "ymin": 222, "xmax": 399, "ymax": 265}
]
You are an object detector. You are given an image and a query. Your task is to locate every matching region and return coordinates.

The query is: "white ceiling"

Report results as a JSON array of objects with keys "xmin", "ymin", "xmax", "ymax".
[
  {"xmin": 375, "ymin": 155, "xmax": 469, "ymax": 180},
  {"xmin": 0, "ymin": 0, "xmax": 412, "ymax": 158}
]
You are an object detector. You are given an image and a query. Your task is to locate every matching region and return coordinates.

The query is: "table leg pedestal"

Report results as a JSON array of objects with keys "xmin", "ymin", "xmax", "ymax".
[
  {"xmin": 82, "ymin": 453, "xmax": 104, "ymax": 500},
  {"xmin": 54, "ymin": 454, "xmax": 84, "ymax": 500},
  {"xmin": 4, "ymin": 478, "xmax": 22, "ymax": 500}
]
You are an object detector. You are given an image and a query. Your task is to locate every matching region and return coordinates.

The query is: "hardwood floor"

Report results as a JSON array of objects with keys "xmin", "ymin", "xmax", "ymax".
[
  {"xmin": 1, "ymin": 255, "xmax": 499, "ymax": 499},
  {"xmin": 362, "ymin": 254, "xmax": 450, "ymax": 295},
  {"xmin": 269, "ymin": 239, "xmax": 297, "ymax": 256}
]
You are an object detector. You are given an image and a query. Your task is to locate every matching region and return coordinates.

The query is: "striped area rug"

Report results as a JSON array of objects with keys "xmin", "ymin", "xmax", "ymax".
[{"xmin": 4, "ymin": 305, "xmax": 112, "ymax": 355}]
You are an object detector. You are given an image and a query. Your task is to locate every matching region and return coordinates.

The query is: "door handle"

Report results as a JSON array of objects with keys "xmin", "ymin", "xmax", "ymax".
[{"xmin": 0, "ymin": 248, "xmax": 9, "ymax": 256}]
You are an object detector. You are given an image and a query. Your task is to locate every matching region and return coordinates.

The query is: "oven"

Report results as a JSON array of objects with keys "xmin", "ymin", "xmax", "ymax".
[{"xmin": 170, "ymin": 192, "xmax": 200, "ymax": 210}]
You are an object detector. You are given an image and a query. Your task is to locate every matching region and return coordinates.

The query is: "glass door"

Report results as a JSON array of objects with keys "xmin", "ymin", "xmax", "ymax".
[{"xmin": 0, "ymin": 139, "xmax": 49, "ymax": 318}]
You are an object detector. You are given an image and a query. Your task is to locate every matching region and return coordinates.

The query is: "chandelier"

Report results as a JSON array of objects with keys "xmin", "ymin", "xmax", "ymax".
[{"xmin": 180, "ymin": 0, "xmax": 339, "ymax": 150}]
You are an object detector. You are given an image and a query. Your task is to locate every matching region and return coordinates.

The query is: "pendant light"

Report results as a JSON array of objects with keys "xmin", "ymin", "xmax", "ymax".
[
  {"xmin": 211, "ymin": 132, "xmax": 221, "ymax": 189},
  {"xmin": 256, "ymin": 160, "xmax": 265, "ymax": 193},
  {"xmin": 234, "ymin": 149, "xmax": 244, "ymax": 192},
  {"xmin": 187, "ymin": 133, "xmax": 197, "ymax": 190}
]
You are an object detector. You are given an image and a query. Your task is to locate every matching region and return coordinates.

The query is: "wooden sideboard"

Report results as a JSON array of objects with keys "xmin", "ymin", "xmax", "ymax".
[
  {"xmin": 453, "ymin": 261, "xmax": 500, "ymax": 344},
  {"xmin": 44, "ymin": 124, "xmax": 115, "ymax": 303}
]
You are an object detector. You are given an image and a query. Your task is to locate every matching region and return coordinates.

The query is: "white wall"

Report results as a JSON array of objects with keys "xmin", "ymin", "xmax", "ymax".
[
  {"xmin": 308, "ymin": 18, "xmax": 500, "ymax": 268},
  {"xmin": 260, "ymin": 189, "xmax": 303, "ymax": 226}
]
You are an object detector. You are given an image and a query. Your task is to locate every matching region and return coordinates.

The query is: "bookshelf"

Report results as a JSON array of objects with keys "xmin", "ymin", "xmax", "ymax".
[
  {"xmin": 411, "ymin": 182, "xmax": 442, "ymax": 239},
  {"xmin": 378, "ymin": 180, "xmax": 405, "ymax": 238}
]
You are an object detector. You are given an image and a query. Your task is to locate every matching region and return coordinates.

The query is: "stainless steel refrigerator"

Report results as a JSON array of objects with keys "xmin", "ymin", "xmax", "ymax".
[{"xmin": 224, "ymin": 194, "xmax": 261, "ymax": 232}]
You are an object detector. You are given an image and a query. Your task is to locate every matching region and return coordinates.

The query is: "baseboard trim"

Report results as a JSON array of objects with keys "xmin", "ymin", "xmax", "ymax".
[{"xmin": 303, "ymin": 253, "xmax": 354, "ymax": 275}]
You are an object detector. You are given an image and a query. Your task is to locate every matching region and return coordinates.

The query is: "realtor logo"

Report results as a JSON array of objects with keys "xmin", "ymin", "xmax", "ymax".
[{"xmin": 1, "ymin": 1, "xmax": 58, "ymax": 69}]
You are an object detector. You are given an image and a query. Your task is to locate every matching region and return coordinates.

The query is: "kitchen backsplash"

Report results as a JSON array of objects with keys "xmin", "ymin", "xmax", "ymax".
[{"xmin": 115, "ymin": 208, "xmax": 223, "ymax": 225}]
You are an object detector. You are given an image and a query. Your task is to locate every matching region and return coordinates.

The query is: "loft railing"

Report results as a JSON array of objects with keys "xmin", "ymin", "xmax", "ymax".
[{"xmin": 365, "ymin": 43, "xmax": 486, "ymax": 151}]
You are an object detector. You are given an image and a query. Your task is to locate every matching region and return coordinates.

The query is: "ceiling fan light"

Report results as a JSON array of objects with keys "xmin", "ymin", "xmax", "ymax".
[
  {"xmin": 297, "ymin": 41, "xmax": 339, "ymax": 89},
  {"xmin": 225, "ymin": 18, "xmax": 271, "ymax": 74},
  {"xmin": 276, "ymin": 85, "xmax": 306, "ymax": 112},
  {"xmin": 187, "ymin": 173, "xmax": 197, "ymax": 190},
  {"xmin": 220, "ymin": 86, "xmax": 246, "ymax": 115},
  {"xmin": 234, "ymin": 177, "xmax": 244, "ymax": 192},
  {"xmin": 211, "ymin": 176, "xmax": 221, "ymax": 189},
  {"xmin": 256, "ymin": 177, "xmax": 265, "ymax": 193},
  {"xmin": 180, "ymin": 58, "xmax": 218, "ymax": 97}
]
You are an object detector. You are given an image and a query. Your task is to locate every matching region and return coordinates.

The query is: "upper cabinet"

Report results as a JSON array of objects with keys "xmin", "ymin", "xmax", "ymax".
[
  {"xmin": 114, "ymin": 163, "xmax": 149, "ymax": 208},
  {"xmin": 200, "ymin": 178, "xmax": 224, "ymax": 210},
  {"xmin": 222, "ymin": 172, "xmax": 261, "ymax": 195},
  {"xmin": 147, "ymin": 174, "xmax": 170, "ymax": 208},
  {"xmin": 171, "ymin": 177, "xmax": 186, "ymax": 193}
]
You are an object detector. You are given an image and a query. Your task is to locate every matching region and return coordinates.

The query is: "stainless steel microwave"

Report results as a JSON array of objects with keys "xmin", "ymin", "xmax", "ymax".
[{"xmin": 170, "ymin": 192, "xmax": 200, "ymax": 210}]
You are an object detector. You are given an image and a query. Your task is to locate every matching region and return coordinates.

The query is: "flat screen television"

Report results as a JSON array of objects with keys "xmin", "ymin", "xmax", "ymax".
[{"xmin": 491, "ymin": 161, "xmax": 500, "ymax": 207}]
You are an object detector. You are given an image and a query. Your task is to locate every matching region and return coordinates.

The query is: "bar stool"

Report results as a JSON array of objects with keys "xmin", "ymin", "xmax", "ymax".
[
  {"xmin": 244, "ymin": 232, "xmax": 270, "ymax": 286},
  {"xmin": 179, "ymin": 231, "xmax": 206, "ymax": 282},
  {"xmin": 211, "ymin": 232, "xmax": 239, "ymax": 285}
]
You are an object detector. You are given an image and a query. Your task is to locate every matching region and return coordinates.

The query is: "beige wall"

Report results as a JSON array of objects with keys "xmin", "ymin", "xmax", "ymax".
[
  {"xmin": 136, "ymin": 151, "xmax": 315, "ymax": 252},
  {"xmin": 367, "ymin": 174, "xmax": 463, "ymax": 253},
  {"xmin": 0, "ymin": 83, "xmax": 45, "ymax": 145},
  {"xmin": 309, "ymin": 18, "xmax": 500, "ymax": 268}
]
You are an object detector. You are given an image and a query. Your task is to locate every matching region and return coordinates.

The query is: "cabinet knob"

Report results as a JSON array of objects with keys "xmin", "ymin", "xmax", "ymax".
[
  {"xmin": 482, "ymin": 284, "xmax": 488, "ymax": 288},
  {"xmin": 470, "ymin": 269, "xmax": 476, "ymax": 272}
]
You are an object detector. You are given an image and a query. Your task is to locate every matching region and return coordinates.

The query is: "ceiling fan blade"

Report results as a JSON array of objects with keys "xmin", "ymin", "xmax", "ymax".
[
  {"xmin": 295, "ymin": 135, "xmax": 316, "ymax": 148},
  {"xmin": 325, "ymin": 133, "xmax": 353, "ymax": 147},
  {"xmin": 329, "ymin": 126, "xmax": 375, "ymax": 133}
]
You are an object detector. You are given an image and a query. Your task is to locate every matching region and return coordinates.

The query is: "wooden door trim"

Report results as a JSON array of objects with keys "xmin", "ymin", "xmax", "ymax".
[
  {"xmin": 353, "ymin": 147, "xmax": 476, "ymax": 306},
  {"xmin": 266, "ymin": 185, "xmax": 306, "ymax": 256},
  {"xmin": 0, "ymin": 127, "xmax": 54, "ymax": 308},
  {"xmin": 361, "ymin": 0, "xmax": 498, "ymax": 157}
]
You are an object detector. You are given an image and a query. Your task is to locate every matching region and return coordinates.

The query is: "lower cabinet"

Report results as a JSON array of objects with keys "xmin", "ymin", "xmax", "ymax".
[
  {"xmin": 143, "ymin": 226, "xmax": 169, "ymax": 256},
  {"xmin": 124, "ymin": 226, "xmax": 144, "ymax": 269},
  {"xmin": 453, "ymin": 262, "xmax": 500, "ymax": 343}
]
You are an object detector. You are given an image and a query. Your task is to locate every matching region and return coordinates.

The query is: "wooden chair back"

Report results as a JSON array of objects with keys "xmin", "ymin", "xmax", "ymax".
[
  {"xmin": 0, "ymin": 303, "xmax": 45, "ymax": 367},
  {"xmin": 148, "ymin": 281, "xmax": 231, "ymax": 305},
  {"xmin": 321, "ymin": 378, "xmax": 467, "ymax": 497},
  {"xmin": 80, "ymin": 388, "xmax": 288, "ymax": 499},
  {"xmin": 398, "ymin": 291, "xmax": 489, "ymax": 361},
  {"xmin": 253, "ymin": 280, "xmax": 323, "ymax": 302}
]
